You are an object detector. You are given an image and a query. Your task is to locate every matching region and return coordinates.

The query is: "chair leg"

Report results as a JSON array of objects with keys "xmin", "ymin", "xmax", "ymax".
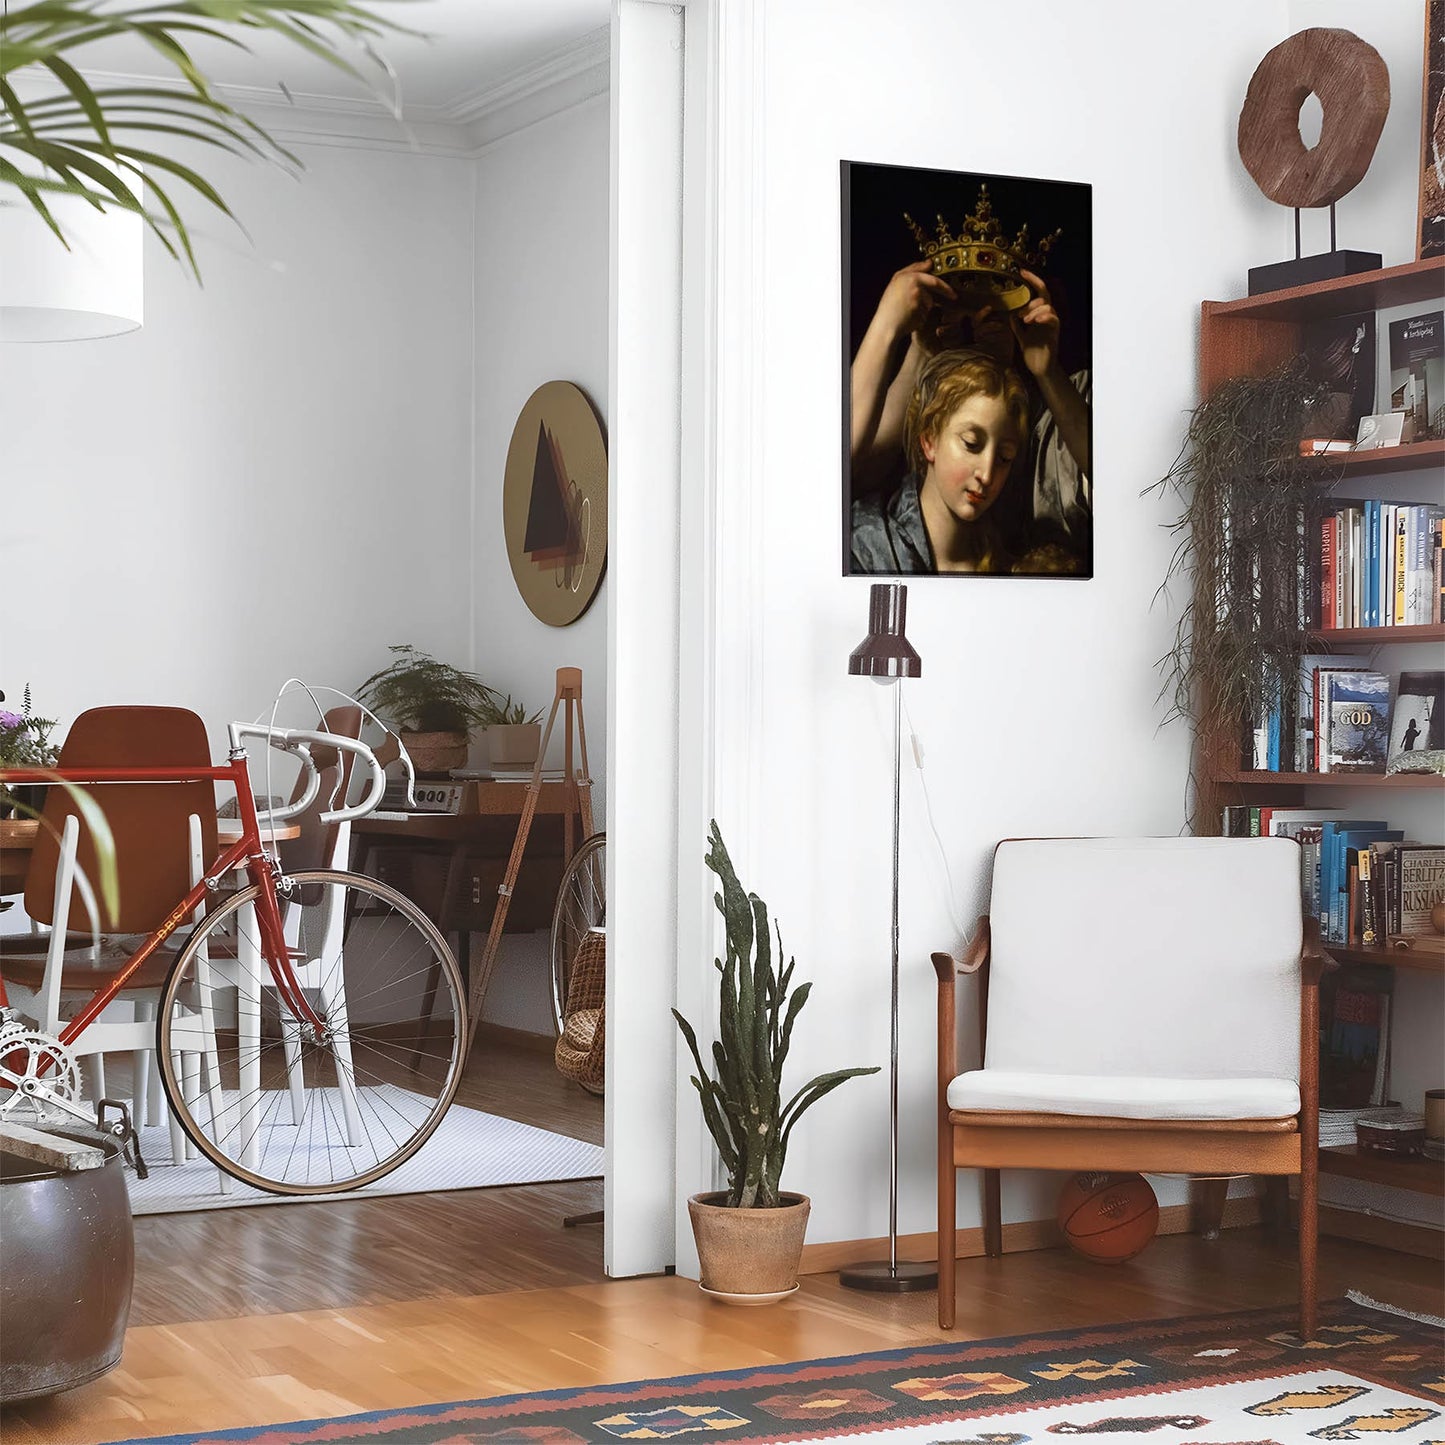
[
  {"xmin": 1298, "ymin": 1159, "xmax": 1318, "ymax": 1341},
  {"xmin": 1191, "ymin": 1176, "xmax": 1230, "ymax": 1239},
  {"xmin": 1261, "ymin": 1175, "xmax": 1291, "ymax": 1240},
  {"xmin": 938, "ymin": 1136, "xmax": 956, "ymax": 1329},
  {"xmin": 983, "ymin": 1169, "xmax": 1002, "ymax": 1258}
]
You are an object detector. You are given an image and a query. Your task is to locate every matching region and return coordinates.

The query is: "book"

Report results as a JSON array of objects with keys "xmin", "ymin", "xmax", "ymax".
[
  {"xmin": 1386, "ymin": 670, "xmax": 1444, "ymax": 767},
  {"xmin": 1296, "ymin": 653, "xmax": 1367, "ymax": 773},
  {"xmin": 1321, "ymin": 671, "xmax": 1391, "ymax": 773},
  {"xmin": 1388, "ymin": 311, "xmax": 1443, "ymax": 440},
  {"xmin": 1396, "ymin": 844, "xmax": 1445, "ymax": 935},
  {"xmin": 1303, "ymin": 311, "xmax": 1377, "ymax": 440},
  {"xmin": 1319, "ymin": 965, "xmax": 1393, "ymax": 1109}
]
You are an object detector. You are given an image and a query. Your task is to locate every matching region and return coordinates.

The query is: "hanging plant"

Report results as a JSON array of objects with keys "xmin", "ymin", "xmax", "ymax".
[{"xmin": 1146, "ymin": 358, "xmax": 1339, "ymax": 824}]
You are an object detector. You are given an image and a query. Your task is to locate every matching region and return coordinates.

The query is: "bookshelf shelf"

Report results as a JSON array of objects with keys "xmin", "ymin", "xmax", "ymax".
[
  {"xmin": 1319, "ymin": 1145, "xmax": 1445, "ymax": 1197},
  {"xmin": 1323, "ymin": 943, "xmax": 1445, "ymax": 976},
  {"xmin": 1306, "ymin": 623, "xmax": 1445, "ymax": 645},
  {"xmin": 1212, "ymin": 770, "xmax": 1445, "ymax": 789},
  {"xmin": 1205, "ymin": 256, "xmax": 1445, "ymax": 323},
  {"xmin": 1306, "ymin": 439, "xmax": 1445, "ymax": 478}
]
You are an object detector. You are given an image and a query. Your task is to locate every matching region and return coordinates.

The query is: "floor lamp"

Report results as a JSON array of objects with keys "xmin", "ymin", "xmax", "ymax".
[{"xmin": 840, "ymin": 582, "xmax": 937, "ymax": 1293}]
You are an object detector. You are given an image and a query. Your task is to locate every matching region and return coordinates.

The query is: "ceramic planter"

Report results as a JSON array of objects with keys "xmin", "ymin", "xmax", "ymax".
[
  {"xmin": 687, "ymin": 1191, "xmax": 810, "ymax": 1303},
  {"xmin": 486, "ymin": 723, "xmax": 542, "ymax": 769}
]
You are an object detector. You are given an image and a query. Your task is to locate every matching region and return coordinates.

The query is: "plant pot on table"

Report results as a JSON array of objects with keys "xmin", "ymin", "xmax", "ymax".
[
  {"xmin": 401, "ymin": 730, "xmax": 469, "ymax": 778},
  {"xmin": 485, "ymin": 723, "xmax": 542, "ymax": 769}
]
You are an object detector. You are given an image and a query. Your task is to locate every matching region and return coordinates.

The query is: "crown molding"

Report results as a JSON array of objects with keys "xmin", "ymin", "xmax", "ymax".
[
  {"xmin": 13, "ymin": 27, "xmax": 612, "ymax": 157},
  {"xmin": 451, "ymin": 28, "xmax": 611, "ymax": 152}
]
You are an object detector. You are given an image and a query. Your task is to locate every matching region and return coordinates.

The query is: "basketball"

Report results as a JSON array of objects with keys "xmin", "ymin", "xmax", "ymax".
[{"xmin": 1056, "ymin": 1172, "xmax": 1159, "ymax": 1264}]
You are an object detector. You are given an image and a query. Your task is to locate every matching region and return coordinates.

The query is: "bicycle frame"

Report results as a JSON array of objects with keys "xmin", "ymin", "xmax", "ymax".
[{"xmin": 0, "ymin": 750, "xmax": 325, "ymax": 1045}]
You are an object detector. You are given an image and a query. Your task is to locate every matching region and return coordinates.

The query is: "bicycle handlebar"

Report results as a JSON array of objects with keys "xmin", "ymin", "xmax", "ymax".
[{"xmin": 226, "ymin": 723, "xmax": 394, "ymax": 825}]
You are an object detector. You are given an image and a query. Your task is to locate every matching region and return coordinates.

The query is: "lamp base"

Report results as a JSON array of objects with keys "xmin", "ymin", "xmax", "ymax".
[{"xmin": 837, "ymin": 1259, "xmax": 938, "ymax": 1293}]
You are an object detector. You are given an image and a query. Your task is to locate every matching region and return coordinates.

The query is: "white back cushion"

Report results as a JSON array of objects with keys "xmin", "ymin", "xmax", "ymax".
[{"xmin": 985, "ymin": 838, "xmax": 1302, "ymax": 1083}]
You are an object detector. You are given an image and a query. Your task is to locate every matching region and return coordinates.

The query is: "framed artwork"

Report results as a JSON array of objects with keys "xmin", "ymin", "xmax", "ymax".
[
  {"xmin": 842, "ymin": 160, "xmax": 1092, "ymax": 579},
  {"xmin": 502, "ymin": 380, "xmax": 608, "ymax": 626},
  {"xmin": 1421, "ymin": 0, "xmax": 1445, "ymax": 259}
]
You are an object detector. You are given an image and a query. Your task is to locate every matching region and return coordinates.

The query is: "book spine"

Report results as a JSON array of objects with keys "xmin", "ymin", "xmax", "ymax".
[
  {"xmin": 1364, "ymin": 500, "xmax": 1378, "ymax": 629},
  {"xmin": 1360, "ymin": 848, "xmax": 1377, "ymax": 947},
  {"xmin": 1394, "ymin": 510, "xmax": 1408, "ymax": 625},
  {"xmin": 1435, "ymin": 516, "xmax": 1444, "ymax": 626},
  {"xmin": 1379, "ymin": 503, "xmax": 1395, "ymax": 627},
  {"xmin": 1320, "ymin": 514, "xmax": 1336, "ymax": 629}
]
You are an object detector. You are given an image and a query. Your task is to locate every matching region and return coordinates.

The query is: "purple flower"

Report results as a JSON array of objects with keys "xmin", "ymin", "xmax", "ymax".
[{"xmin": 0, "ymin": 711, "xmax": 25, "ymax": 730}]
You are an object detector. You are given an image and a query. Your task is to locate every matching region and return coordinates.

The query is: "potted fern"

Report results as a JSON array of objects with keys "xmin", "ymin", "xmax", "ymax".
[
  {"xmin": 357, "ymin": 646, "xmax": 498, "ymax": 777},
  {"xmin": 673, "ymin": 822, "xmax": 878, "ymax": 1302}
]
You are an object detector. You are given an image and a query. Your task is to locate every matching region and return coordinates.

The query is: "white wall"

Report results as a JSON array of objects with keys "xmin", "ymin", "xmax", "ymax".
[
  {"xmin": 0, "ymin": 142, "xmax": 475, "ymax": 744},
  {"xmin": 468, "ymin": 94, "xmax": 612, "ymax": 1033},
  {"xmin": 682, "ymin": 0, "xmax": 1337, "ymax": 1252}
]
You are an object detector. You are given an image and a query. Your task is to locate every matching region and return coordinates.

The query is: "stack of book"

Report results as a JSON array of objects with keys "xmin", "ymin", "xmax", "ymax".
[
  {"xmin": 1319, "ymin": 1104, "xmax": 1402, "ymax": 1147},
  {"xmin": 1220, "ymin": 807, "xmax": 1444, "ymax": 949},
  {"xmin": 1315, "ymin": 501, "xmax": 1444, "ymax": 630},
  {"xmin": 1242, "ymin": 666, "xmax": 1444, "ymax": 777}
]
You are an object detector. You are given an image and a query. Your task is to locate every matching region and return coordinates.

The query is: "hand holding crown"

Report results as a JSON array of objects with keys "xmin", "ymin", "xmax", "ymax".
[{"xmin": 1009, "ymin": 269, "xmax": 1061, "ymax": 381}]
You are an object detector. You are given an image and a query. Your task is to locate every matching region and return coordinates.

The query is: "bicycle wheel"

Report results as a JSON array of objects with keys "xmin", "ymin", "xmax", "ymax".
[
  {"xmin": 157, "ymin": 868, "xmax": 466, "ymax": 1195},
  {"xmin": 550, "ymin": 832, "xmax": 606, "ymax": 1034}
]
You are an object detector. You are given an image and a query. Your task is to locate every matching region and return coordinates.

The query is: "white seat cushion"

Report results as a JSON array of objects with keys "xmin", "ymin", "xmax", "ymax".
[{"xmin": 947, "ymin": 1069, "xmax": 1300, "ymax": 1121}]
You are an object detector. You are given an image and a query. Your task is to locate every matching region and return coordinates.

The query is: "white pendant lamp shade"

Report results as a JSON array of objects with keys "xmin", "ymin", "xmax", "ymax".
[{"xmin": 0, "ymin": 173, "xmax": 143, "ymax": 342}]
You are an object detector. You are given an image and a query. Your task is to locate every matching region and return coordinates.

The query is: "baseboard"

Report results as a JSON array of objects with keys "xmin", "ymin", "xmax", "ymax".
[
  {"xmin": 797, "ymin": 1196, "xmax": 1262, "ymax": 1275},
  {"xmin": 1316, "ymin": 1203, "xmax": 1445, "ymax": 1261}
]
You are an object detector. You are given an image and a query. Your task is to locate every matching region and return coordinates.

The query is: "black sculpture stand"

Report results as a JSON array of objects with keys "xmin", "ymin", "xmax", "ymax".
[{"xmin": 1248, "ymin": 249, "xmax": 1381, "ymax": 295}]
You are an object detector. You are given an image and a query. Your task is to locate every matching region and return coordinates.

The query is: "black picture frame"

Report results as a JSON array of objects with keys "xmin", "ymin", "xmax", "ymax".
[{"xmin": 842, "ymin": 159, "xmax": 1093, "ymax": 579}]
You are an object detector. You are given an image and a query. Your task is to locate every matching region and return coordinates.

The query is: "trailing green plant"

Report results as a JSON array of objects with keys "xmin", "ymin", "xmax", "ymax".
[
  {"xmin": 0, "ymin": 1, "xmax": 411, "ymax": 279},
  {"xmin": 356, "ymin": 646, "xmax": 497, "ymax": 734},
  {"xmin": 1146, "ymin": 358, "xmax": 1336, "ymax": 826},
  {"xmin": 672, "ymin": 821, "xmax": 878, "ymax": 1209}
]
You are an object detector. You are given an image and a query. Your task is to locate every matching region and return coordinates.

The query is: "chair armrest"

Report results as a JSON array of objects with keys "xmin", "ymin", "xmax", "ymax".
[
  {"xmin": 1300, "ymin": 915, "xmax": 1328, "ymax": 987},
  {"xmin": 933, "ymin": 917, "xmax": 991, "ymax": 1095}
]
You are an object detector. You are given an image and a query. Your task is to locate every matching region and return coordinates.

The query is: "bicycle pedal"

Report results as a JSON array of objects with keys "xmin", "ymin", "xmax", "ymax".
[{"xmin": 97, "ymin": 1098, "xmax": 148, "ymax": 1180}]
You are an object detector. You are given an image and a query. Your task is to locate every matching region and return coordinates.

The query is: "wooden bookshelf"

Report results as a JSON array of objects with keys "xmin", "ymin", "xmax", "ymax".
[
  {"xmin": 1319, "ymin": 1145, "xmax": 1445, "ymax": 1197},
  {"xmin": 1193, "ymin": 262, "xmax": 1445, "ymax": 1229}
]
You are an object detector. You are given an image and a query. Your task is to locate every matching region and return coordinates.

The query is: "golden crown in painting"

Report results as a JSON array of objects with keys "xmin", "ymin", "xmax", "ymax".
[{"xmin": 905, "ymin": 185, "xmax": 1061, "ymax": 312}]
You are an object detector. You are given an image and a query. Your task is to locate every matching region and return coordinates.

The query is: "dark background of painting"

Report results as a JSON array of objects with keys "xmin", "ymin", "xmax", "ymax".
[{"xmin": 841, "ymin": 159, "xmax": 1093, "ymax": 576}]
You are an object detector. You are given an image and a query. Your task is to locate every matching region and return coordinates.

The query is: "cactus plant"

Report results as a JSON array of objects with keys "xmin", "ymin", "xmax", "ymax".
[{"xmin": 672, "ymin": 821, "xmax": 878, "ymax": 1209}]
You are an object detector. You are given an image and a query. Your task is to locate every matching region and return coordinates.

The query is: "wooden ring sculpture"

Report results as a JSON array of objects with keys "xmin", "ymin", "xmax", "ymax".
[{"xmin": 1237, "ymin": 28, "xmax": 1390, "ymax": 209}]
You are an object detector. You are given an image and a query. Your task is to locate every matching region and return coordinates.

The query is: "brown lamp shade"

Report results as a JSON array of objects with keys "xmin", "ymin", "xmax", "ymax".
[{"xmin": 848, "ymin": 583, "xmax": 921, "ymax": 680}]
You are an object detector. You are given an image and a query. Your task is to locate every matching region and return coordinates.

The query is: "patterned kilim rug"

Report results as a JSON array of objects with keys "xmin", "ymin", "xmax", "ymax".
[{"xmin": 103, "ymin": 1294, "xmax": 1442, "ymax": 1445}]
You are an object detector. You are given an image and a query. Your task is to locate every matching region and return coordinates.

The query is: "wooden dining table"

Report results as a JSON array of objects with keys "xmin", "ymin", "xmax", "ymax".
[{"xmin": 0, "ymin": 816, "xmax": 299, "ymax": 898}]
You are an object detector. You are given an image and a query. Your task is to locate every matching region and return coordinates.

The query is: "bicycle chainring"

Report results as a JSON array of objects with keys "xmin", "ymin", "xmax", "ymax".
[{"xmin": 0, "ymin": 1028, "xmax": 84, "ymax": 1121}]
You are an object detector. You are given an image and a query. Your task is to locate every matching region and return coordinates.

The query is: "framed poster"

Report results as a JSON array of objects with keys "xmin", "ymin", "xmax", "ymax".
[
  {"xmin": 842, "ymin": 161, "xmax": 1092, "ymax": 578},
  {"xmin": 1421, "ymin": 0, "xmax": 1445, "ymax": 259}
]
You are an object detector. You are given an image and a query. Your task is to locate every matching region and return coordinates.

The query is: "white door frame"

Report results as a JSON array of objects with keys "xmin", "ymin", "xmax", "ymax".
[{"xmin": 606, "ymin": 0, "xmax": 765, "ymax": 1278}]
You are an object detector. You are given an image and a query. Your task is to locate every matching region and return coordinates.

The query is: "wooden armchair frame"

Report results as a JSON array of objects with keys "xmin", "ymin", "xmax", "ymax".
[{"xmin": 933, "ymin": 914, "xmax": 1324, "ymax": 1339}]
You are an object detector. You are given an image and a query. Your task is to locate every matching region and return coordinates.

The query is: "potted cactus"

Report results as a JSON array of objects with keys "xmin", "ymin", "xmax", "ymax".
[{"xmin": 672, "ymin": 822, "xmax": 878, "ymax": 1302}]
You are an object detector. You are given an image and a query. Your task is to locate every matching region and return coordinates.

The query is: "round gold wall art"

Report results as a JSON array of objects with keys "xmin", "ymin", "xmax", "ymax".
[{"xmin": 502, "ymin": 381, "xmax": 608, "ymax": 627}]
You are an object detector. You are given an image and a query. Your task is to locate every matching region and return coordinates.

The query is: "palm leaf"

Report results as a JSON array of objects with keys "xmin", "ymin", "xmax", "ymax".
[{"xmin": 0, "ymin": 0, "xmax": 416, "ymax": 278}]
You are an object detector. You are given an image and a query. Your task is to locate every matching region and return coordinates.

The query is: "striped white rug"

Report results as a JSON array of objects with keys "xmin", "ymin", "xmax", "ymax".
[{"xmin": 125, "ymin": 1102, "xmax": 604, "ymax": 1215}]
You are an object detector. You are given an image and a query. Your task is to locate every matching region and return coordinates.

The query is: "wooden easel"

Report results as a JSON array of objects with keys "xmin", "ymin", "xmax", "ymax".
[{"xmin": 465, "ymin": 667, "xmax": 594, "ymax": 1053}]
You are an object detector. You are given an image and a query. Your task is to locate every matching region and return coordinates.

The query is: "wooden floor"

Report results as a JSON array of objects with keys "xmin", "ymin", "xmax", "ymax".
[{"xmin": 5, "ymin": 1041, "xmax": 1443, "ymax": 1444}]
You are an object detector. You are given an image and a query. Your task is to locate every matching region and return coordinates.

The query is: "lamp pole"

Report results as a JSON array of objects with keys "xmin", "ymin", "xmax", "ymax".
[{"xmin": 840, "ymin": 583, "xmax": 937, "ymax": 1293}]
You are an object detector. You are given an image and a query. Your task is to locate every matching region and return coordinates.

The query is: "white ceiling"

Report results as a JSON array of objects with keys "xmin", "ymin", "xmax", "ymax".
[{"xmin": 77, "ymin": 0, "xmax": 612, "ymax": 118}]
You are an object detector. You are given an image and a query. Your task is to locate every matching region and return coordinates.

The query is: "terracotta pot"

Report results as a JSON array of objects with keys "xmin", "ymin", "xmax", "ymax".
[
  {"xmin": 486, "ymin": 723, "xmax": 542, "ymax": 769},
  {"xmin": 401, "ymin": 730, "xmax": 469, "ymax": 778},
  {"xmin": 687, "ymin": 1191, "xmax": 809, "ymax": 1301}
]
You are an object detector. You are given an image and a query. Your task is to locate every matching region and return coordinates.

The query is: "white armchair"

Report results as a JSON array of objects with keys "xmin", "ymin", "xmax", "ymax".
[{"xmin": 934, "ymin": 836, "xmax": 1321, "ymax": 1338}]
